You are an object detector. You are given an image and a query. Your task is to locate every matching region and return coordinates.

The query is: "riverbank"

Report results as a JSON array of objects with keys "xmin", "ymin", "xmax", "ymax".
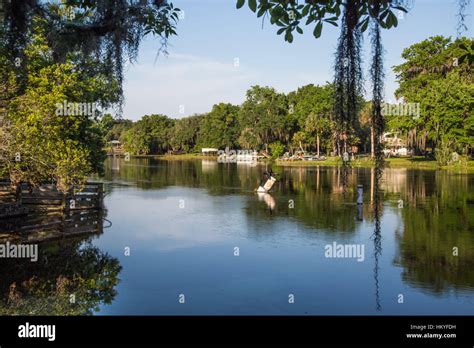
[
  {"xmin": 114, "ymin": 153, "xmax": 217, "ymax": 160},
  {"xmin": 275, "ymin": 156, "xmax": 474, "ymax": 173},
  {"xmin": 116, "ymin": 154, "xmax": 474, "ymax": 173}
]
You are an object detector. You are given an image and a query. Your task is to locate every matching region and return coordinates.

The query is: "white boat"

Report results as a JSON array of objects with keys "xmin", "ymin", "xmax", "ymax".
[{"xmin": 256, "ymin": 176, "xmax": 276, "ymax": 193}]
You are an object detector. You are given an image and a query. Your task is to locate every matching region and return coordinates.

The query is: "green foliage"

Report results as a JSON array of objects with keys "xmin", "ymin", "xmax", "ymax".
[
  {"xmin": 3, "ymin": 0, "xmax": 181, "ymax": 108},
  {"xmin": 269, "ymin": 141, "xmax": 284, "ymax": 159},
  {"xmin": 238, "ymin": 85, "xmax": 289, "ymax": 151},
  {"xmin": 99, "ymin": 114, "xmax": 115, "ymax": 134},
  {"xmin": 171, "ymin": 114, "xmax": 204, "ymax": 152},
  {"xmin": 106, "ymin": 120, "xmax": 133, "ymax": 142},
  {"xmin": 0, "ymin": 22, "xmax": 114, "ymax": 191},
  {"xmin": 288, "ymin": 83, "xmax": 334, "ymax": 154},
  {"xmin": 392, "ymin": 36, "xmax": 474, "ymax": 155},
  {"xmin": 235, "ymin": 0, "xmax": 407, "ymax": 43},
  {"xmin": 291, "ymin": 130, "xmax": 308, "ymax": 152},
  {"xmin": 198, "ymin": 103, "xmax": 240, "ymax": 149},
  {"xmin": 113, "ymin": 82, "xmax": 360, "ymax": 157},
  {"xmin": 0, "ymin": 238, "xmax": 122, "ymax": 315},
  {"xmin": 435, "ymin": 142, "xmax": 451, "ymax": 166},
  {"xmin": 288, "ymin": 84, "xmax": 333, "ymax": 127},
  {"xmin": 122, "ymin": 114, "xmax": 175, "ymax": 155}
]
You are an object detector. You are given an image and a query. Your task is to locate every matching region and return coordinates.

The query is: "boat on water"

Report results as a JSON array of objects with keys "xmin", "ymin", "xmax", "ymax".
[{"xmin": 256, "ymin": 176, "xmax": 277, "ymax": 193}]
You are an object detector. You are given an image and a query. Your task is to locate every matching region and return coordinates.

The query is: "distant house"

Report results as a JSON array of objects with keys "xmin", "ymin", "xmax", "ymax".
[
  {"xmin": 382, "ymin": 132, "xmax": 405, "ymax": 148},
  {"xmin": 108, "ymin": 140, "xmax": 124, "ymax": 155},
  {"xmin": 382, "ymin": 132, "xmax": 410, "ymax": 157},
  {"xmin": 201, "ymin": 148, "xmax": 219, "ymax": 156}
]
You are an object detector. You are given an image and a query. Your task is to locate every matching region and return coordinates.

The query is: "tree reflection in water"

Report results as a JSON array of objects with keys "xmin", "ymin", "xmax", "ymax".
[
  {"xmin": 0, "ymin": 234, "xmax": 121, "ymax": 315},
  {"xmin": 372, "ymin": 166, "xmax": 383, "ymax": 312},
  {"xmin": 394, "ymin": 171, "xmax": 474, "ymax": 295},
  {"xmin": 100, "ymin": 158, "xmax": 474, "ymax": 300}
]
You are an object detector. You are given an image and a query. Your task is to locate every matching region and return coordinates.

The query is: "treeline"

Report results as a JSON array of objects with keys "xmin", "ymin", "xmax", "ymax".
[
  {"xmin": 1, "ymin": 18, "xmax": 117, "ymax": 191},
  {"xmin": 105, "ymin": 36, "xmax": 473, "ymax": 161},
  {"xmin": 105, "ymin": 83, "xmax": 370, "ymax": 158},
  {"xmin": 390, "ymin": 36, "xmax": 473, "ymax": 164},
  {"xmin": 1, "ymin": 26, "xmax": 472, "ymax": 193}
]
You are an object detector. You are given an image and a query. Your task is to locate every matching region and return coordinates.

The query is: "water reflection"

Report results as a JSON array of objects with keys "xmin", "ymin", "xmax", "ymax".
[
  {"xmin": 4, "ymin": 158, "xmax": 471, "ymax": 315},
  {"xmin": 0, "ymin": 212, "xmax": 122, "ymax": 315},
  {"xmin": 99, "ymin": 157, "xmax": 474, "ymax": 300},
  {"xmin": 372, "ymin": 165, "xmax": 383, "ymax": 312},
  {"xmin": 257, "ymin": 192, "xmax": 276, "ymax": 213}
]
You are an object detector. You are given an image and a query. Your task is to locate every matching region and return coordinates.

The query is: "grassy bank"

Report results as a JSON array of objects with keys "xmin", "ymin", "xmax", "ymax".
[
  {"xmin": 127, "ymin": 153, "xmax": 217, "ymax": 160},
  {"xmin": 275, "ymin": 156, "xmax": 474, "ymax": 173},
  {"xmin": 118, "ymin": 154, "xmax": 474, "ymax": 173}
]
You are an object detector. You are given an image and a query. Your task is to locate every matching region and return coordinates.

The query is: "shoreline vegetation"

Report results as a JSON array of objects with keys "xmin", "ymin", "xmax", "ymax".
[
  {"xmin": 114, "ymin": 154, "xmax": 474, "ymax": 173},
  {"xmin": 277, "ymin": 157, "xmax": 474, "ymax": 173},
  {"xmin": 101, "ymin": 36, "xmax": 472, "ymax": 180},
  {"xmin": 1, "ymin": 12, "xmax": 472, "ymax": 192}
]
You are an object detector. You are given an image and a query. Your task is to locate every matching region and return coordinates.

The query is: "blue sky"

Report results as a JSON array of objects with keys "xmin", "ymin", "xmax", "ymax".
[{"xmin": 121, "ymin": 0, "xmax": 469, "ymax": 120}]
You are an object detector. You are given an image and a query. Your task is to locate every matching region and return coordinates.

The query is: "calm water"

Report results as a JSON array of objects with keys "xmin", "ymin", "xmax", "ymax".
[{"xmin": 2, "ymin": 158, "xmax": 474, "ymax": 315}]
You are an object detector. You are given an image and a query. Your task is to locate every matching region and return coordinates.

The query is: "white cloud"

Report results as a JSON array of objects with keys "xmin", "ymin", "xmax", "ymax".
[{"xmin": 122, "ymin": 53, "xmax": 258, "ymax": 120}]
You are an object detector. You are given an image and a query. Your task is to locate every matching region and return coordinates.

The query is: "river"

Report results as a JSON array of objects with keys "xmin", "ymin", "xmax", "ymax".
[
  {"xmin": 93, "ymin": 158, "xmax": 474, "ymax": 315},
  {"xmin": 1, "ymin": 157, "xmax": 473, "ymax": 315}
]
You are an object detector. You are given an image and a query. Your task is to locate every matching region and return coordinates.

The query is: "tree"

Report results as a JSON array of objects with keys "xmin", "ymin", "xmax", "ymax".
[
  {"xmin": 106, "ymin": 119, "xmax": 133, "ymax": 142},
  {"xmin": 269, "ymin": 141, "xmax": 285, "ymax": 158},
  {"xmin": 235, "ymin": 0, "xmax": 408, "ymax": 158},
  {"xmin": 305, "ymin": 113, "xmax": 331, "ymax": 157},
  {"xmin": 0, "ymin": 24, "xmax": 114, "ymax": 191},
  {"xmin": 392, "ymin": 36, "xmax": 473, "ymax": 157},
  {"xmin": 99, "ymin": 113, "xmax": 116, "ymax": 134},
  {"xmin": 171, "ymin": 114, "xmax": 204, "ymax": 152},
  {"xmin": 2, "ymin": 0, "xmax": 181, "ymax": 109},
  {"xmin": 235, "ymin": 0, "xmax": 405, "ymax": 43},
  {"xmin": 198, "ymin": 103, "xmax": 240, "ymax": 149},
  {"xmin": 122, "ymin": 114, "xmax": 175, "ymax": 155},
  {"xmin": 238, "ymin": 85, "xmax": 289, "ymax": 152},
  {"xmin": 0, "ymin": 0, "xmax": 182, "ymax": 190},
  {"xmin": 291, "ymin": 131, "xmax": 307, "ymax": 152},
  {"xmin": 238, "ymin": 127, "xmax": 260, "ymax": 150},
  {"xmin": 359, "ymin": 102, "xmax": 374, "ymax": 157},
  {"xmin": 121, "ymin": 123, "xmax": 151, "ymax": 155},
  {"xmin": 288, "ymin": 83, "xmax": 334, "ymax": 156}
]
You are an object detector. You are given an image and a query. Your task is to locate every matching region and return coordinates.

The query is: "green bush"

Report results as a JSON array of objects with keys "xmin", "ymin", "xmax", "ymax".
[{"xmin": 269, "ymin": 141, "xmax": 285, "ymax": 159}]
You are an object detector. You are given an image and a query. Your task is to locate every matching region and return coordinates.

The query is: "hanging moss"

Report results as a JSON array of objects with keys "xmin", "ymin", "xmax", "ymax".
[
  {"xmin": 369, "ymin": 0, "xmax": 385, "ymax": 311},
  {"xmin": 334, "ymin": 0, "xmax": 363, "ymax": 135},
  {"xmin": 1, "ymin": 0, "xmax": 180, "ymax": 114},
  {"xmin": 334, "ymin": 0, "xmax": 364, "ymax": 193},
  {"xmin": 457, "ymin": 0, "xmax": 471, "ymax": 36}
]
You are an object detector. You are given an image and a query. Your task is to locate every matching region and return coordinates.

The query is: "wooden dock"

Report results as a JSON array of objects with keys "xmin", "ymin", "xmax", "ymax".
[
  {"xmin": 0, "ymin": 181, "xmax": 105, "ymax": 242},
  {"xmin": 0, "ymin": 209, "xmax": 104, "ymax": 243},
  {"xmin": 0, "ymin": 181, "xmax": 103, "ymax": 212}
]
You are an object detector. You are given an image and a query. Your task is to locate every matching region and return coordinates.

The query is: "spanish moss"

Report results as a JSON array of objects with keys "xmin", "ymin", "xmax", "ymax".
[
  {"xmin": 369, "ymin": 0, "xmax": 385, "ymax": 312},
  {"xmin": 334, "ymin": 0, "xmax": 364, "ymax": 135},
  {"xmin": 1, "ymin": 0, "xmax": 180, "ymax": 114},
  {"xmin": 373, "ymin": 201, "xmax": 382, "ymax": 311},
  {"xmin": 334, "ymin": 0, "xmax": 364, "ymax": 194},
  {"xmin": 457, "ymin": 0, "xmax": 471, "ymax": 36}
]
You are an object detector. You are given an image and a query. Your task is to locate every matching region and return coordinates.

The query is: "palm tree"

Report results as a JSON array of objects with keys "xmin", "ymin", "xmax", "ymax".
[
  {"xmin": 305, "ymin": 113, "xmax": 329, "ymax": 157},
  {"xmin": 359, "ymin": 102, "xmax": 374, "ymax": 158}
]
